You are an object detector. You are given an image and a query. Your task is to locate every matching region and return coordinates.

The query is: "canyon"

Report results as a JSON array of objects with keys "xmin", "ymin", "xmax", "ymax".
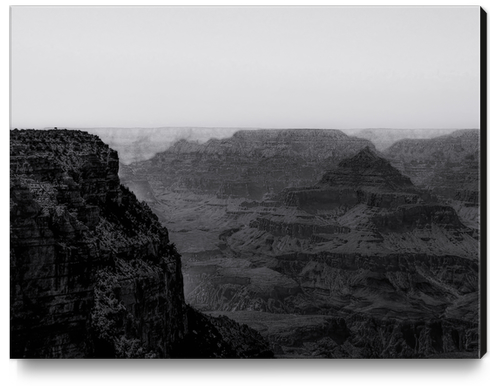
[
  {"xmin": 11, "ymin": 127, "xmax": 481, "ymax": 358},
  {"xmin": 119, "ymin": 128, "xmax": 481, "ymax": 358}
]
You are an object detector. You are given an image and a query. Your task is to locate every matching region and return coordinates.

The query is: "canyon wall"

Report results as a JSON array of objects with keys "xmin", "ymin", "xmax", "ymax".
[
  {"xmin": 10, "ymin": 129, "xmax": 271, "ymax": 358},
  {"xmin": 116, "ymin": 128, "xmax": 481, "ymax": 358}
]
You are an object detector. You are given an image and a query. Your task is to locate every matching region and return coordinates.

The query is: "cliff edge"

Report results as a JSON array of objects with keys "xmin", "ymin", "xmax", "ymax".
[{"xmin": 10, "ymin": 129, "xmax": 272, "ymax": 358}]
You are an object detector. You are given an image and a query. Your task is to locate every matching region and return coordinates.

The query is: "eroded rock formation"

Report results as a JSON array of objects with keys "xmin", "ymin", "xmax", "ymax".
[
  {"xmin": 10, "ymin": 129, "xmax": 271, "ymax": 358},
  {"xmin": 115, "ymin": 128, "xmax": 481, "ymax": 358},
  {"xmin": 383, "ymin": 130, "xmax": 480, "ymax": 228},
  {"xmin": 121, "ymin": 129, "xmax": 375, "ymax": 200}
]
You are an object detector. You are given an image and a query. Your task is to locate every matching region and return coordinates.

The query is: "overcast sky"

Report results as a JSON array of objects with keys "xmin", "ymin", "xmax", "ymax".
[{"xmin": 10, "ymin": 6, "xmax": 480, "ymax": 129}]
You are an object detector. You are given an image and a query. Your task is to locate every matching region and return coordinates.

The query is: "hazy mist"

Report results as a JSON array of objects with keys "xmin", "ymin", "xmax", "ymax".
[{"xmin": 11, "ymin": 6, "xmax": 480, "ymax": 130}]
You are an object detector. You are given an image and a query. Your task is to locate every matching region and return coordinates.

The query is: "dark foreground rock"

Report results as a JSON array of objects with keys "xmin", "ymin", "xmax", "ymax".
[
  {"xmin": 172, "ymin": 306, "xmax": 273, "ymax": 358},
  {"xmin": 10, "ymin": 129, "xmax": 272, "ymax": 358},
  {"xmin": 207, "ymin": 310, "xmax": 479, "ymax": 358}
]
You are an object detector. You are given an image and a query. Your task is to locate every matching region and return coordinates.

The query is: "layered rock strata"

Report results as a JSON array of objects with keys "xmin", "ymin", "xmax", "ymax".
[
  {"xmin": 383, "ymin": 130, "xmax": 480, "ymax": 227},
  {"xmin": 180, "ymin": 147, "xmax": 480, "ymax": 357},
  {"xmin": 10, "ymin": 129, "xmax": 271, "ymax": 358},
  {"xmin": 281, "ymin": 146, "xmax": 423, "ymax": 211},
  {"xmin": 121, "ymin": 129, "xmax": 375, "ymax": 200},
  {"xmin": 115, "ymin": 129, "xmax": 481, "ymax": 358}
]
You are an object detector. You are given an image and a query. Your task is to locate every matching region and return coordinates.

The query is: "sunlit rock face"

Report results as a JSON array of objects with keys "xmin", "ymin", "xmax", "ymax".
[{"xmin": 10, "ymin": 129, "xmax": 272, "ymax": 359}]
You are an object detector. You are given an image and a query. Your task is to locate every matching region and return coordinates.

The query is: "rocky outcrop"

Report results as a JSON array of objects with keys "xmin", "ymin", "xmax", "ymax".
[
  {"xmin": 323, "ymin": 146, "xmax": 414, "ymax": 190},
  {"xmin": 172, "ymin": 306, "xmax": 273, "ymax": 358},
  {"xmin": 281, "ymin": 147, "xmax": 424, "ymax": 211},
  {"xmin": 10, "ymin": 129, "xmax": 271, "ymax": 358},
  {"xmin": 10, "ymin": 129, "xmax": 186, "ymax": 358}
]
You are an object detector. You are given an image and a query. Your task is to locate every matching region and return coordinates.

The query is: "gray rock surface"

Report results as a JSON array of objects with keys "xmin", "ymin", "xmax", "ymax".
[{"xmin": 120, "ymin": 130, "xmax": 480, "ymax": 358}]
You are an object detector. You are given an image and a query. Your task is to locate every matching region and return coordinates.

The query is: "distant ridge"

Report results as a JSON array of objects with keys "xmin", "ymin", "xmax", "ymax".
[{"xmin": 342, "ymin": 128, "xmax": 474, "ymax": 151}]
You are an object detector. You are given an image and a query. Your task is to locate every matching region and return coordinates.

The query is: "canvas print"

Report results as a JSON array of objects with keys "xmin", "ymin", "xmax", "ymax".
[{"xmin": 10, "ymin": 6, "xmax": 485, "ymax": 358}]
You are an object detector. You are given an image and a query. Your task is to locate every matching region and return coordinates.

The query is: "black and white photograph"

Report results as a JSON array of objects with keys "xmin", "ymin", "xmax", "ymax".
[{"xmin": 9, "ymin": 5, "xmax": 485, "ymax": 363}]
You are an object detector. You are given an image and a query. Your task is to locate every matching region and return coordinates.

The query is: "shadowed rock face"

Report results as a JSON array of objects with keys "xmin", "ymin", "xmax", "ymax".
[
  {"xmin": 281, "ymin": 147, "xmax": 419, "ymax": 211},
  {"xmin": 10, "ymin": 129, "xmax": 186, "ymax": 358},
  {"xmin": 171, "ymin": 306, "xmax": 273, "ymax": 358},
  {"xmin": 10, "ymin": 129, "xmax": 272, "ymax": 359},
  {"xmin": 323, "ymin": 146, "xmax": 413, "ymax": 190}
]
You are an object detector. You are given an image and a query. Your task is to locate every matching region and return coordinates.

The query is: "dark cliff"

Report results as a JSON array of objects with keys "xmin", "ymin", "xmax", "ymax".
[{"xmin": 10, "ymin": 129, "xmax": 271, "ymax": 358}]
